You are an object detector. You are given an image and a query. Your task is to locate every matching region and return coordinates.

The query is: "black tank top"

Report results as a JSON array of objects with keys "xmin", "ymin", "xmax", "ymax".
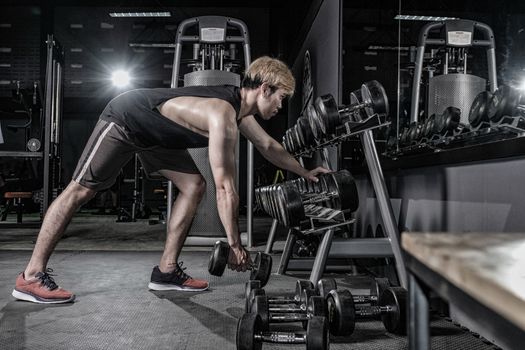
[{"xmin": 99, "ymin": 85, "xmax": 241, "ymax": 149}]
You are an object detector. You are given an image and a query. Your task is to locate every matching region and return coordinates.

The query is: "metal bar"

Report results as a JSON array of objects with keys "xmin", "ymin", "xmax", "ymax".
[
  {"xmin": 360, "ymin": 130, "xmax": 407, "ymax": 287},
  {"xmin": 264, "ymin": 219, "xmax": 279, "ymax": 254},
  {"xmin": 487, "ymin": 48, "xmax": 498, "ymax": 92},
  {"xmin": 409, "ymin": 273, "xmax": 430, "ymax": 350},
  {"xmin": 42, "ymin": 35, "xmax": 54, "ymax": 215},
  {"xmin": 409, "ymin": 46, "xmax": 425, "ymax": 124},
  {"xmin": 309, "ymin": 228, "xmax": 335, "ymax": 286},
  {"xmin": 277, "ymin": 229, "xmax": 296, "ymax": 275},
  {"xmin": 243, "ymin": 42, "xmax": 254, "ymax": 247}
]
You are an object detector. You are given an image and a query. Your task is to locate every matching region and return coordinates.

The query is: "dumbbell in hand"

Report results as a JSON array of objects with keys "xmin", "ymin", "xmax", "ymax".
[
  {"xmin": 237, "ymin": 313, "xmax": 329, "ymax": 350},
  {"xmin": 208, "ymin": 241, "xmax": 272, "ymax": 287},
  {"xmin": 245, "ymin": 279, "xmax": 313, "ymax": 312},
  {"xmin": 326, "ymin": 287, "xmax": 407, "ymax": 336}
]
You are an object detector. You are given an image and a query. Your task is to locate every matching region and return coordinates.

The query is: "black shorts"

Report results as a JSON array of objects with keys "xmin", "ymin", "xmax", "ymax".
[{"xmin": 72, "ymin": 119, "xmax": 201, "ymax": 191}]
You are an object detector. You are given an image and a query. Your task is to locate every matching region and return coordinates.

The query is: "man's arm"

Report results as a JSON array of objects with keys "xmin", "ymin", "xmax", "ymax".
[
  {"xmin": 208, "ymin": 109, "xmax": 250, "ymax": 271},
  {"xmin": 239, "ymin": 115, "xmax": 330, "ymax": 181}
]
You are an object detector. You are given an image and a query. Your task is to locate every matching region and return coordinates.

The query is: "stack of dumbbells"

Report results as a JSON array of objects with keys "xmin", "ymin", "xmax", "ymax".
[
  {"xmin": 282, "ymin": 80, "xmax": 389, "ymax": 155},
  {"xmin": 254, "ymin": 170, "xmax": 359, "ymax": 228},
  {"xmin": 236, "ymin": 277, "xmax": 408, "ymax": 350}
]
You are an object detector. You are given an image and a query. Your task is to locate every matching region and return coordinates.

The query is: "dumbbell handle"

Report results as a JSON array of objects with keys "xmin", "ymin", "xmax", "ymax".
[
  {"xmin": 356, "ymin": 304, "xmax": 393, "ymax": 317},
  {"xmin": 267, "ymin": 296, "xmax": 300, "ymax": 305},
  {"xmin": 254, "ymin": 332, "xmax": 306, "ymax": 344},
  {"xmin": 269, "ymin": 312, "xmax": 309, "ymax": 322},
  {"xmin": 268, "ymin": 305, "xmax": 306, "ymax": 313},
  {"xmin": 353, "ymin": 295, "xmax": 378, "ymax": 304},
  {"xmin": 301, "ymin": 191, "xmax": 338, "ymax": 205},
  {"xmin": 339, "ymin": 100, "xmax": 370, "ymax": 116}
]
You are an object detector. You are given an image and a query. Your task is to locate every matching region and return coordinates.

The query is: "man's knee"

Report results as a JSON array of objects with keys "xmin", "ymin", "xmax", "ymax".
[
  {"xmin": 182, "ymin": 176, "xmax": 206, "ymax": 200},
  {"xmin": 65, "ymin": 181, "xmax": 97, "ymax": 205}
]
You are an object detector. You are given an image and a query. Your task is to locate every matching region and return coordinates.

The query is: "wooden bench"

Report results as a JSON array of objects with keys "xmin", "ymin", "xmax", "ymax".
[{"xmin": 402, "ymin": 232, "xmax": 525, "ymax": 350}]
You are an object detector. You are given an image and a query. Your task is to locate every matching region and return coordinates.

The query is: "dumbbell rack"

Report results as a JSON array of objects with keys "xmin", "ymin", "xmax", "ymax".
[
  {"xmin": 264, "ymin": 112, "xmax": 408, "ymax": 288},
  {"xmin": 388, "ymin": 117, "xmax": 525, "ymax": 158}
]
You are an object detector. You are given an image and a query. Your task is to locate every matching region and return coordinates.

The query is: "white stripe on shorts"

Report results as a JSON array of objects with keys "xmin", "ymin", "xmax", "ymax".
[{"xmin": 75, "ymin": 122, "xmax": 115, "ymax": 183}]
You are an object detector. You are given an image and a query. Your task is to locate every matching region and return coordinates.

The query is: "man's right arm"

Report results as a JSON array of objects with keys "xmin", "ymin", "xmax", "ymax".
[{"xmin": 207, "ymin": 109, "xmax": 250, "ymax": 271}]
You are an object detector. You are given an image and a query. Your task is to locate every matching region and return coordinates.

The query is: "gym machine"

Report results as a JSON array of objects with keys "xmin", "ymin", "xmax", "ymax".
[
  {"xmin": 168, "ymin": 16, "xmax": 252, "ymax": 245},
  {"xmin": 0, "ymin": 35, "xmax": 64, "ymax": 227},
  {"xmin": 261, "ymin": 80, "xmax": 407, "ymax": 288},
  {"xmin": 389, "ymin": 20, "xmax": 525, "ymax": 157}
]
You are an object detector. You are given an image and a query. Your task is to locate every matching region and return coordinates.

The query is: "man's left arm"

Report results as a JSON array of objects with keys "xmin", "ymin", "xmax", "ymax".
[{"xmin": 239, "ymin": 115, "xmax": 330, "ymax": 182}]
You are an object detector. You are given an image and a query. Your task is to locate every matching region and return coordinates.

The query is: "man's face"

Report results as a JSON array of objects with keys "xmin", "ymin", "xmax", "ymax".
[{"xmin": 258, "ymin": 86, "xmax": 288, "ymax": 120}]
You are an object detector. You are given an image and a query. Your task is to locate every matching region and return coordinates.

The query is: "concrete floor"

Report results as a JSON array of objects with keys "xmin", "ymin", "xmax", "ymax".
[{"xmin": 0, "ymin": 213, "xmax": 500, "ymax": 350}]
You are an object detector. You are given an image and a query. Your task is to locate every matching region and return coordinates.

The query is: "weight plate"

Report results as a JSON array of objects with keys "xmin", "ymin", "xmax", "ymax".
[
  {"xmin": 423, "ymin": 114, "xmax": 436, "ymax": 138},
  {"xmin": 281, "ymin": 185, "xmax": 305, "ymax": 227},
  {"xmin": 315, "ymin": 94, "xmax": 340, "ymax": 135},
  {"xmin": 361, "ymin": 80, "xmax": 389, "ymax": 117},
  {"xmin": 295, "ymin": 280, "xmax": 314, "ymax": 302},
  {"xmin": 317, "ymin": 278, "xmax": 337, "ymax": 299},
  {"xmin": 379, "ymin": 287, "xmax": 407, "ymax": 335},
  {"xmin": 250, "ymin": 252, "xmax": 272, "ymax": 287},
  {"xmin": 245, "ymin": 280, "xmax": 262, "ymax": 312},
  {"xmin": 298, "ymin": 116, "xmax": 314, "ymax": 146},
  {"xmin": 469, "ymin": 91, "xmax": 492, "ymax": 128},
  {"xmin": 331, "ymin": 170, "xmax": 359, "ymax": 212},
  {"xmin": 306, "ymin": 316, "xmax": 329, "ymax": 350},
  {"xmin": 208, "ymin": 241, "xmax": 229, "ymax": 276},
  {"xmin": 27, "ymin": 138, "xmax": 41, "ymax": 152},
  {"xmin": 247, "ymin": 288, "xmax": 266, "ymax": 314},
  {"xmin": 306, "ymin": 103, "xmax": 324, "ymax": 140},
  {"xmin": 252, "ymin": 295, "xmax": 270, "ymax": 330},
  {"xmin": 308, "ymin": 296, "xmax": 328, "ymax": 317},
  {"xmin": 370, "ymin": 277, "xmax": 390, "ymax": 303},
  {"xmin": 349, "ymin": 90, "xmax": 368, "ymax": 121},
  {"xmin": 443, "ymin": 106, "xmax": 461, "ymax": 131},
  {"xmin": 326, "ymin": 289, "xmax": 355, "ymax": 336},
  {"xmin": 488, "ymin": 85, "xmax": 521, "ymax": 123},
  {"xmin": 236, "ymin": 313, "xmax": 262, "ymax": 350}
]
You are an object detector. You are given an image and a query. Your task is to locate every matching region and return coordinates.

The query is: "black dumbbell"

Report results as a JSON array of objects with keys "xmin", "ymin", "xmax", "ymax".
[
  {"xmin": 245, "ymin": 279, "xmax": 314, "ymax": 313},
  {"xmin": 317, "ymin": 277, "xmax": 390, "ymax": 305},
  {"xmin": 296, "ymin": 116, "xmax": 315, "ymax": 148},
  {"xmin": 433, "ymin": 106, "xmax": 461, "ymax": 135},
  {"xmin": 272, "ymin": 170, "xmax": 359, "ymax": 227},
  {"xmin": 251, "ymin": 294, "xmax": 326, "ymax": 330},
  {"xmin": 469, "ymin": 90, "xmax": 493, "ymax": 128},
  {"xmin": 487, "ymin": 84, "xmax": 523, "ymax": 123},
  {"xmin": 326, "ymin": 287, "xmax": 407, "ymax": 336},
  {"xmin": 311, "ymin": 80, "xmax": 389, "ymax": 137},
  {"xmin": 208, "ymin": 241, "xmax": 272, "ymax": 287},
  {"xmin": 236, "ymin": 313, "xmax": 329, "ymax": 350}
]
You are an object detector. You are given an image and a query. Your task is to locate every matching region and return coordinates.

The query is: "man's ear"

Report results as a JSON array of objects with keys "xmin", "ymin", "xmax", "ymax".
[{"xmin": 260, "ymin": 82, "xmax": 271, "ymax": 97}]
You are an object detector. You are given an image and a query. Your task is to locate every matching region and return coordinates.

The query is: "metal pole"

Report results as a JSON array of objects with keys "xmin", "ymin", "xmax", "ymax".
[
  {"xmin": 409, "ymin": 273, "xmax": 430, "ymax": 350},
  {"xmin": 360, "ymin": 129, "xmax": 407, "ymax": 288},
  {"xmin": 264, "ymin": 219, "xmax": 279, "ymax": 254},
  {"xmin": 243, "ymin": 43, "xmax": 254, "ymax": 247},
  {"xmin": 309, "ymin": 228, "xmax": 335, "ymax": 286}
]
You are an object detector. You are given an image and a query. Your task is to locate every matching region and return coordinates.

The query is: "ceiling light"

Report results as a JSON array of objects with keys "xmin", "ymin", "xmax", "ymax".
[
  {"xmin": 111, "ymin": 70, "xmax": 130, "ymax": 87},
  {"xmin": 394, "ymin": 15, "xmax": 458, "ymax": 21},
  {"xmin": 109, "ymin": 12, "xmax": 171, "ymax": 18}
]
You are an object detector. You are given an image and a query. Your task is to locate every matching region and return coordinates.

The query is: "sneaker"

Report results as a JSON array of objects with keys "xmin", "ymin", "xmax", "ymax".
[
  {"xmin": 148, "ymin": 262, "xmax": 209, "ymax": 291},
  {"xmin": 12, "ymin": 269, "xmax": 75, "ymax": 304}
]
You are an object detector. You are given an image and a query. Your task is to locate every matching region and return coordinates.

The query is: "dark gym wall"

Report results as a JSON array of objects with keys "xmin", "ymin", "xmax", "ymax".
[{"xmin": 288, "ymin": 0, "xmax": 342, "ymax": 171}]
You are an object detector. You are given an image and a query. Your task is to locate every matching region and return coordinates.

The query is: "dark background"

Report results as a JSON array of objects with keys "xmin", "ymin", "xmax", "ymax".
[{"xmin": 1, "ymin": 0, "xmax": 525, "ymax": 210}]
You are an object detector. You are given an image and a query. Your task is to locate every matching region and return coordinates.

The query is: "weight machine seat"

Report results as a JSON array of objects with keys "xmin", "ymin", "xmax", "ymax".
[
  {"xmin": 4, "ymin": 192, "xmax": 33, "ymax": 199},
  {"xmin": 1, "ymin": 191, "xmax": 33, "ymax": 223}
]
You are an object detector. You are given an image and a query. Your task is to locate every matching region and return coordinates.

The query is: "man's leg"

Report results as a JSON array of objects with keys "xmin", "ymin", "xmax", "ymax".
[
  {"xmin": 24, "ymin": 181, "xmax": 96, "ymax": 278},
  {"xmin": 12, "ymin": 181, "xmax": 96, "ymax": 304},
  {"xmin": 148, "ymin": 170, "xmax": 208, "ymax": 291}
]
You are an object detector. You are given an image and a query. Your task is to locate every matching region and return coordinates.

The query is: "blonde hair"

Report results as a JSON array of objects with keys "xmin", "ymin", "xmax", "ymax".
[{"xmin": 242, "ymin": 56, "xmax": 295, "ymax": 96}]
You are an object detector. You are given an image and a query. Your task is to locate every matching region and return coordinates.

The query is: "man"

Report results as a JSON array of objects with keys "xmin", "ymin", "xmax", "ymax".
[{"xmin": 12, "ymin": 56, "xmax": 329, "ymax": 304}]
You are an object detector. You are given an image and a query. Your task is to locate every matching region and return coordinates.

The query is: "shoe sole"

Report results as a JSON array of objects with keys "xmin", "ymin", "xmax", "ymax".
[
  {"xmin": 12, "ymin": 289, "xmax": 75, "ymax": 304},
  {"xmin": 148, "ymin": 282, "xmax": 209, "ymax": 292}
]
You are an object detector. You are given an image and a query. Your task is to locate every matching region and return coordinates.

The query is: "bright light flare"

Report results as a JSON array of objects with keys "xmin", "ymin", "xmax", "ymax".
[{"xmin": 111, "ymin": 70, "xmax": 130, "ymax": 87}]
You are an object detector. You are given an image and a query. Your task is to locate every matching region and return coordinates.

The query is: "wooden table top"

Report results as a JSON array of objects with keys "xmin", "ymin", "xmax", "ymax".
[{"xmin": 402, "ymin": 232, "xmax": 525, "ymax": 332}]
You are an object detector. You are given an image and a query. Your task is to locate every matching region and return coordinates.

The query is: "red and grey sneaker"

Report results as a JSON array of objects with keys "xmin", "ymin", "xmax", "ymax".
[
  {"xmin": 12, "ymin": 269, "xmax": 75, "ymax": 304},
  {"xmin": 148, "ymin": 262, "xmax": 209, "ymax": 291}
]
